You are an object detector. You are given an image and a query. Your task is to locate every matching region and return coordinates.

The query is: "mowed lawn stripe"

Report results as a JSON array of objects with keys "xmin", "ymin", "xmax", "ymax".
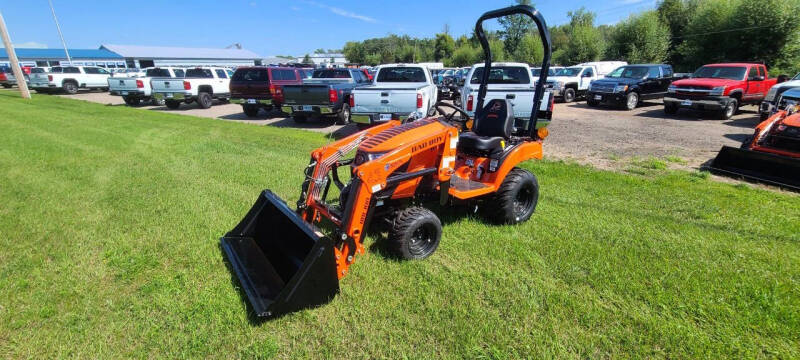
[{"xmin": 0, "ymin": 91, "xmax": 798, "ymax": 359}]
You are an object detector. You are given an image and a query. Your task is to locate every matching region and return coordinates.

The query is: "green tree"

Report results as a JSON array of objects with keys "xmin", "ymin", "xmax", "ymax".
[
  {"xmin": 302, "ymin": 54, "xmax": 313, "ymax": 64},
  {"xmin": 606, "ymin": 11, "xmax": 671, "ymax": 63},
  {"xmin": 434, "ymin": 33, "xmax": 455, "ymax": 62},
  {"xmin": 559, "ymin": 9, "xmax": 604, "ymax": 64},
  {"xmin": 677, "ymin": 0, "xmax": 800, "ymax": 72},
  {"xmin": 343, "ymin": 41, "xmax": 366, "ymax": 64},
  {"xmin": 314, "ymin": 48, "xmax": 326, "ymax": 54},
  {"xmin": 513, "ymin": 33, "xmax": 544, "ymax": 65},
  {"xmin": 498, "ymin": 0, "xmax": 534, "ymax": 56},
  {"xmin": 449, "ymin": 43, "xmax": 480, "ymax": 67}
]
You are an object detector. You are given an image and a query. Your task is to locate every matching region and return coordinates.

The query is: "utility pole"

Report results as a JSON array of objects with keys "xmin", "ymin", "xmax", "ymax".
[
  {"xmin": 0, "ymin": 11, "xmax": 31, "ymax": 99},
  {"xmin": 48, "ymin": 0, "xmax": 71, "ymax": 63}
]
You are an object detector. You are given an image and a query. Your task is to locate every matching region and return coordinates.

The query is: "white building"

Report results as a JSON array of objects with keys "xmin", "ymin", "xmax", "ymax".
[
  {"xmin": 295, "ymin": 53, "xmax": 348, "ymax": 68},
  {"xmin": 100, "ymin": 44, "xmax": 262, "ymax": 68}
]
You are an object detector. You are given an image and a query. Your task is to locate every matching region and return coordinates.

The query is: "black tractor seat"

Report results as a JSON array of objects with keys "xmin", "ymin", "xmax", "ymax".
[{"xmin": 458, "ymin": 99, "xmax": 515, "ymax": 155}]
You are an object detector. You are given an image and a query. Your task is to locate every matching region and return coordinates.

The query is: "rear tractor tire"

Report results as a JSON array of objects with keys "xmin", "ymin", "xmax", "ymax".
[
  {"xmin": 482, "ymin": 168, "xmax": 539, "ymax": 224},
  {"xmin": 388, "ymin": 207, "xmax": 442, "ymax": 260}
]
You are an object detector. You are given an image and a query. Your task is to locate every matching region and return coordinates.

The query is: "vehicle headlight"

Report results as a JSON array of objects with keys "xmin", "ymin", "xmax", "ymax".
[
  {"xmin": 353, "ymin": 151, "xmax": 388, "ymax": 166},
  {"xmin": 668, "ymin": 85, "xmax": 677, "ymax": 93},
  {"xmin": 614, "ymin": 85, "xmax": 628, "ymax": 93},
  {"xmin": 709, "ymin": 86, "xmax": 726, "ymax": 96}
]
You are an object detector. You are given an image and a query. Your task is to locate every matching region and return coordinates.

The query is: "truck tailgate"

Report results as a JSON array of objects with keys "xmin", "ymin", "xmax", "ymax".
[
  {"xmin": 109, "ymin": 77, "xmax": 141, "ymax": 92},
  {"xmin": 151, "ymin": 78, "xmax": 185, "ymax": 92},
  {"xmin": 282, "ymin": 84, "xmax": 331, "ymax": 106},
  {"xmin": 352, "ymin": 85, "xmax": 423, "ymax": 114},
  {"xmin": 466, "ymin": 85, "xmax": 536, "ymax": 118}
]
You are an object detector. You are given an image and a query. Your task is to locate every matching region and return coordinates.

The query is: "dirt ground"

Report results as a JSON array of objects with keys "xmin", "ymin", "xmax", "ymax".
[{"xmin": 55, "ymin": 90, "xmax": 755, "ymax": 172}]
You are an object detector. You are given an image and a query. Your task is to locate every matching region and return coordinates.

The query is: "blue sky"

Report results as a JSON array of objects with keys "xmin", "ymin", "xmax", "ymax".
[{"xmin": 1, "ymin": 0, "xmax": 655, "ymax": 57}]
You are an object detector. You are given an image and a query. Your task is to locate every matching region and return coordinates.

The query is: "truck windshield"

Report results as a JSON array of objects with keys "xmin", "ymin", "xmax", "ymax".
[
  {"xmin": 553, "ymin": 67, "xmax": 582, "ymax": 77},
  {"xmin": 186, "ymin": 69, "xmax": 214, "ymax": 78},
  {"xmin": 377, "ymin": 67, "xmax": 427, "ymax": 82},
  {"xmin": 531, "ymin": 68, "xmax": 556, "ymax": 76},
  {"xmin": 606, "ymin": 66, "xmax": 649, "ymax": 79},
  {"xmin": 312, "ymin": 69, "xmax": 350, "ymax": 78},
  {"xmin": 693, "ymin": 66, "xmax": 747, "ymax": 80},
  {"xmin": 146, "ymin": 68, "xmax": 172, "ymax": 77},
  {"xmin": 232, "ymin": 68, "xmax": 268, "ymax": 81},
  {"xmin": 50, "ymin": 67, "xmax": 63, "ymax": 73},
  {"xmin": 470, "ymin": 66, "xmax": 530, "ymax": 84}
]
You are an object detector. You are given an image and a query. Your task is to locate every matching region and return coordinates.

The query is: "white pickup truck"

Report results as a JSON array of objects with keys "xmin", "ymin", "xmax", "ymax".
[
  {"xmin": 151, "ymin": 67, "xmax": 233, "ymax": 109},
  {"xmin": 461, "ymin": 62, "xmax": 539, "ymax": 120},
  {"xmin": 544, "ymin": 61, "xmax": 627, "ymax": 102},
  {"xmin": 109, "ymin": 67, "xmax": 185, "ymax": 106},
  {"xmin": 28, "ymin": 66, "xmax": 112, "ymax": 94},
  {"xmin": 350, "ymin": 64, "xmax": 438, "ymax": 126}
]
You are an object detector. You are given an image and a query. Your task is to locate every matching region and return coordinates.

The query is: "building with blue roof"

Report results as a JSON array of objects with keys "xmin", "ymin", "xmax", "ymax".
[{"xmin": 1, "ymin": 44, "xmax": 263, "ymax": 69}]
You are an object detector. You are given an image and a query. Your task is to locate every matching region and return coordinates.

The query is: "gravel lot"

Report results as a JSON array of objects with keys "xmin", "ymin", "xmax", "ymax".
[{"xmin": 55, "ymin": 90, "xmax": 755, "ymax": 170}]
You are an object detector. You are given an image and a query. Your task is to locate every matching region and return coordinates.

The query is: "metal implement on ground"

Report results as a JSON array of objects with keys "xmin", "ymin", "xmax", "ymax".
[
  {"xmin": 221, "ymin": 4, "xmax": 556, "ymax": 319},
  {"xmin": 708, "ymin": 105, "xmax": 800, "ymax": 191}
]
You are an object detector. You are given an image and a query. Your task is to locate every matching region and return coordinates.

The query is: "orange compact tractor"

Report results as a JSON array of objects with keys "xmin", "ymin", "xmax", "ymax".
[
  {"xmin": 710, "ymin": 88, "xmax": 800, "ymax": 190},
  {"xmin": 221, "ymin": 5, "xmax": 555, "ymax": 319}
]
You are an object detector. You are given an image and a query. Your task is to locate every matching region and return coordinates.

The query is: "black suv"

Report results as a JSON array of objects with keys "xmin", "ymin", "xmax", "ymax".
[{"xmin": 586, "ymin": 64, "xmax": 674, "ymax": 110}]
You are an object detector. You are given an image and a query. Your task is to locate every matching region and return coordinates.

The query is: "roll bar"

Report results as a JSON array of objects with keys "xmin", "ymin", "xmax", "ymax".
[{"xmin": 475, "ymin": 5, "xmax": 552, "ymax": 137}]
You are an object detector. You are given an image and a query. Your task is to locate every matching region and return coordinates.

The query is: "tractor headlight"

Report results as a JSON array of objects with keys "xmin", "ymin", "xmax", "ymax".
[
  {"xmin": 614, "ymin": 85, "xmax": 628, "ymax": 93},
  {"xmin": 353, "ymin": 151, "xmax": 388, "ymax": 166},
  {"xmin": 709, "ymin": 86, "xmax": 726, "ymax": 96},
  {"xmin": 668, "ymin": 85, "xmax": 677, "ymax": 93}
]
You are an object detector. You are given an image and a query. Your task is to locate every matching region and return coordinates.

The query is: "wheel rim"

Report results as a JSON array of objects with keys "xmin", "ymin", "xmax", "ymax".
[
  {"xmin": 343, "ymin": 106, "xmax": 350, "ymax": 120},
  {"xmin": 565, "ymin": 90, "xmax": 574, "ymax": 102},
  {"xmin": 628, "ymin": 94, "xmax": 638, "ymax": 109},
  {"xmin": 513, "ymin": 184, "xmax": 535, "ymax": 220},
  {"xmin": 726, "ymin": 103, "xmax": 735, "ymax": 118},
  {"xmin": 408, "ymin": 223, "xmax": 437, "ymax": 257}
]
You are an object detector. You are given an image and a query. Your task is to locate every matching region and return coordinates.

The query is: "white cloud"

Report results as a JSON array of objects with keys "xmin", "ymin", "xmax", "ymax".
[
  {"xmin": 304, "ymin": 1, "xmax": 377, "ymax": 23},
  {"xmin": 13, "ymin": 41, "xmax": 48, "ymax": 49}
]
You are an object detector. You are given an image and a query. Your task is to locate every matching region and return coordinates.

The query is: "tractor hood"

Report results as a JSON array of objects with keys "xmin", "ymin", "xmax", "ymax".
[
  {"xmin": 783, "ymin": 113, "xmax": 800, "ymax": 127},
  {"xmin": 672, "ymin": 78, "xmax": 742, "ymax": 88},
  {"xmin": 358, "ymin": 118, "xmax": 450, "ymax": 154}
]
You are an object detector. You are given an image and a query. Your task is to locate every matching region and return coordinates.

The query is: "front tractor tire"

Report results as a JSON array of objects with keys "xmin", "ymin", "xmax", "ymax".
[
  {"xmin": 482, "ymin": 168, "xmax": 539, "ymax": 224},
  {"xmin": 388, "ymin": 207, "xmax": 442, "ymax": 260}
]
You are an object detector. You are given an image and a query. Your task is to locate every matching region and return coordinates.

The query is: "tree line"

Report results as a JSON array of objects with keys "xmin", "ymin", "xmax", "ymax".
[{"xmin": 342, "ymin": 0, "xmax": 800, "ymax": 74}]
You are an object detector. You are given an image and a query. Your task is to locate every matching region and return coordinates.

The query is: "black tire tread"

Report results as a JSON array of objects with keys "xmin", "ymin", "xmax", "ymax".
[
  {"xmin": 388, "ymin": 206, "xmax": 442, "ymax": 260},
  {"xmin": 482, "ymin": 168, "xmax": 539, "ymax": 224}
]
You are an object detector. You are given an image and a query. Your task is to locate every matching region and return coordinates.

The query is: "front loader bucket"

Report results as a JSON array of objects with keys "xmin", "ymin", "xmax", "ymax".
[
  {"xmin": 708, "ymin": 146, "xmax": 800, "ymax": 191},
  {"xmin": 221, "ymin": 190, "xmax": 339, "ymax": 319}
]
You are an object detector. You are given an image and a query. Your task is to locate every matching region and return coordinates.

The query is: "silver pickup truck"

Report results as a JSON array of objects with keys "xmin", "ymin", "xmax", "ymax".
[
  {"xmin": 109, "ymin": 67, "xmax": 185, "ymax": 106},
  {"xmin": 350, "ymin": 64, "xmax": 438, "ymax": 126},
  {"xmin": 461, "ymin": 62, "xmax": 537, "ymax": 120}
]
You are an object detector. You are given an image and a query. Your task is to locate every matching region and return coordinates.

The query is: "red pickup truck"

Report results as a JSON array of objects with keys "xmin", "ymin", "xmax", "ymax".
[
  {"xmin": 229, "ymin": 67, "xmax": 309, "ymax": 117},
  {"xmin": 663, "ymin": 63, "xmax": 779, "ymax": 119}
]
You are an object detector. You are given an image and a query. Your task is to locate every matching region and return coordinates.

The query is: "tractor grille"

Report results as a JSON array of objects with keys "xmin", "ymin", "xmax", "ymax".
[{"xmin": 768, "ymin": 126, "xmax": 800, "ymax": 152}]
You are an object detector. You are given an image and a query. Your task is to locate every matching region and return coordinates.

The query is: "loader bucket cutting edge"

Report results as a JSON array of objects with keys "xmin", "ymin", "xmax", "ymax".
[
  {"xmin": 220, "ymin": 190, "xmax": 339, "ymax": 319},
  {"xmin": 708, "ymin": 146, "xmax": 800, "ymax": 191}
]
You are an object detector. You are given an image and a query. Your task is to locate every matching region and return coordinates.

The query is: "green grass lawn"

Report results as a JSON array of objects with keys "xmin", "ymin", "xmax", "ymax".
[{"xmin": 1, "ymin": 91, "xmax": 798, "ymax": 359}]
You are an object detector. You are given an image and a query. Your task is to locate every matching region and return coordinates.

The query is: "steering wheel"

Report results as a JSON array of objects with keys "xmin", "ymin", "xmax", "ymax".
[{"xmin": 435, "ymin": 101, "xmax": 471, "ymax": 124}]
